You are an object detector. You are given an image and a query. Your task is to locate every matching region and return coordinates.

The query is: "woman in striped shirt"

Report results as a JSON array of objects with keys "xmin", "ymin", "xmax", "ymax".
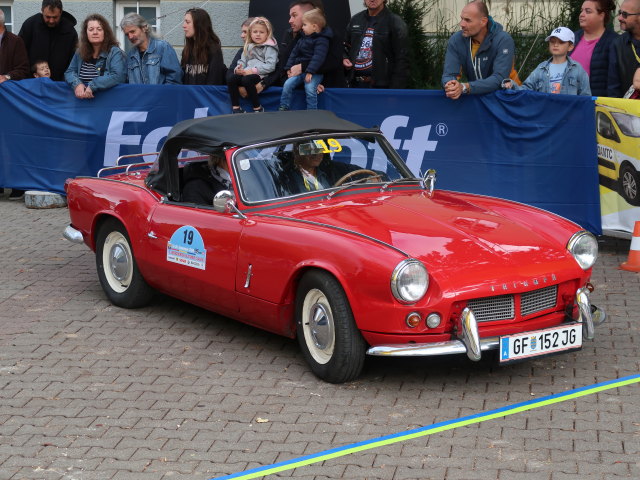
[{"xmin": 64, "ymin": 14, "xmax": 126, "ymax": 99}]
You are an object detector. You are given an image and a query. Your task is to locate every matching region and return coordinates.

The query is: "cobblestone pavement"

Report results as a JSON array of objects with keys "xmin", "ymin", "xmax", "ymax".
[{"xmin": 0, "ymin": 198, "xmax": 638, "ymax": 480}]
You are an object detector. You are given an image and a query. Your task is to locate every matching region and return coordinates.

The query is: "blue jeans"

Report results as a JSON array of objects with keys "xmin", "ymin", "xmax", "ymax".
[{"xmin": 280, "ymin": 73, "xmax": 323, "ymax": 110}]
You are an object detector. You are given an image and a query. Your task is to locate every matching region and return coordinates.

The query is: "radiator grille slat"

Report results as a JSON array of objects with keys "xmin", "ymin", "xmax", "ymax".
[
  {"xmin": 466, "ymin": 285, "xmax": 559, "ymax": 323},
  {"xmin": 467, "ymin": 294, "xmax": 514, "ymax": 322},
  {"xmin": 521, "ymin": 285, "xmax": 558, "ymax": 316}
]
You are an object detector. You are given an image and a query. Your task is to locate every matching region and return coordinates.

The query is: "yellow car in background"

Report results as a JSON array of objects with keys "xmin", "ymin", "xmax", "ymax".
[{"xmin": 596, "ymin": 105, "xmax": 640, "ymax": 206}]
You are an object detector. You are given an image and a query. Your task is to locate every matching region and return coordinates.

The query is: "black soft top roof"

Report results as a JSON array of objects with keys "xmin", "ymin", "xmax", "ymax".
[{"xmin": 146, "ymin": 110, "xmax": 378, "ymax": 199}]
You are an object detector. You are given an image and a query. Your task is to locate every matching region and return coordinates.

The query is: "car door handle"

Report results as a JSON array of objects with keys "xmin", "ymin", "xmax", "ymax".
[{"xmin": 244, "ymin": 264, "xmax": 253, "ymax": 288}]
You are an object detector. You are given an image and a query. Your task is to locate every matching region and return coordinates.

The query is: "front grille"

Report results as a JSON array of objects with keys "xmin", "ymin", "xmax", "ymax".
[
  {"xmin": 467, "ymin": 294, "xmax": 515, "ymax": 322},
  {"xmin": 466, "ymin": 285, "xmax": 559, "ymax": 323},
  {"xmin": 521, "ymin": 285, "xmax": 558, "ymax": 316}
]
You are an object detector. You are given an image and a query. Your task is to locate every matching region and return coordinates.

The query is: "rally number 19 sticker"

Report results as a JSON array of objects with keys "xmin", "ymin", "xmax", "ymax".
[{"xmin": 167, "ymin": 226, "xmax": 206, "ymax": 270}]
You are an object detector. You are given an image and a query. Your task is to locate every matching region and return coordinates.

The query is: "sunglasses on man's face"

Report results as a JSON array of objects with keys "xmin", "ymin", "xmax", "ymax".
[{"xmin": 619, "ymin": 10, "xmax": 640, "ymax": 18}]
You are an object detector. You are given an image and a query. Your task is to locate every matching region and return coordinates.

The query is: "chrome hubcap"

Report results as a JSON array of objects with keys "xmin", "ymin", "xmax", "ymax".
[
  {"xmin": 310, "ymin": 303, "xmax": 331, "ymax": 350},
  {"xmin": 102, "ymin": 231, "xmax": 133, "ymax": 294},
  {"xmin": 110, "ymin": 243, "xmax": 130, "ymax": 283},
  {"xmin": 302, "ymin": 289, "xmax": 335, "ymax": 364}
]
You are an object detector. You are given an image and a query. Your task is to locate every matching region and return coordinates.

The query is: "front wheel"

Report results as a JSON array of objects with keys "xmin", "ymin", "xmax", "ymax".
[
  {"xmin": 95, "ymin": 218, "xmax": 154, "ymax": 308},
  {"xmin": 296, "ymin": 270, "xmax": 366, "ymax": 383}
]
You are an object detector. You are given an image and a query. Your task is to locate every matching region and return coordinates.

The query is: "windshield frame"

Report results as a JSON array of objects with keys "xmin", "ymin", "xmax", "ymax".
[{"xmin": 230, "ymin": 131, "xmax": 418, "ymax": 206}]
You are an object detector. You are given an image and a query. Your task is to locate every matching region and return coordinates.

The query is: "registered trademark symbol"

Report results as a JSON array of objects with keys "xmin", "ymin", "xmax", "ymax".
[{"xmin": 436, "ymin": 123, "xmax": 448, "ymax": 136}]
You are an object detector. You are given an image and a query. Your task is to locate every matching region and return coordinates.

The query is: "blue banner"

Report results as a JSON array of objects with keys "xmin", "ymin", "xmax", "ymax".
[{"xmin": 0, "ymin": 78, "xmax": 600, "ymax": 234}]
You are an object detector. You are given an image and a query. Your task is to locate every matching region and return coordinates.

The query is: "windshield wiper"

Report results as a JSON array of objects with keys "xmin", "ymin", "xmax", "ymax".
[
  {"xmin": 380, "ymin": 177, "xmax": 421, "ymax": 192},
  {"xmin": 326, "ymin": 177, "xmax": 372, "ymax": 200}
]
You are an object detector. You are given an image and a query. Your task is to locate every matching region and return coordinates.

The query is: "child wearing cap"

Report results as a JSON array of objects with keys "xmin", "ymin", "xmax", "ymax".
[{"xmin": 503, "ymin": 27, "xmax": 591, "ymax": 96}]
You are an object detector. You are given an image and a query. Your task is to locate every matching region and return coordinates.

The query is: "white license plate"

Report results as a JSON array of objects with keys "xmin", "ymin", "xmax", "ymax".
[{"xmin": 499, "ymin": 324, "xmax": 582, "ymax": 363}]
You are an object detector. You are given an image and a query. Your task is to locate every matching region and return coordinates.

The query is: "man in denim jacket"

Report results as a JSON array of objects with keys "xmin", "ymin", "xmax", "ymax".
[{"xmin": 120, "ymin": 12, "xmax": 182, "ymax": 84}]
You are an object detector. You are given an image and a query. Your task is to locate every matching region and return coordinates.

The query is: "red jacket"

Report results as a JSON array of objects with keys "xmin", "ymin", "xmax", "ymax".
[{"xmin": 0, "ymin": 30, "xmax": 29, "ymax": 80}]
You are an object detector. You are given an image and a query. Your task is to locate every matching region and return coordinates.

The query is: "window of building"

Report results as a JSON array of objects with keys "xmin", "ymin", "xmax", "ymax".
[
  {"xmin": 0, "ymin": 4, "xmax": 13, "ymax": 32},
  {"xmin": 116, "ymin": 2, "xmax": 160, "ymax": 51}
]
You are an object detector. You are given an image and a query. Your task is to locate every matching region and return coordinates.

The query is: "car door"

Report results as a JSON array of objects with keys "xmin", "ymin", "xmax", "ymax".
[{"xmin": 140, "ymin": 202, "xmax": 243, "ymax": 316}]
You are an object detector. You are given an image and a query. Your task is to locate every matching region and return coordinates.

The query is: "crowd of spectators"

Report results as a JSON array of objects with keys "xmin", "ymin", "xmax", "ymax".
[
  {"xmin": 2, "ymin": 1, "xmax": 640, "ymax": 119},
  {"xmin": 6, "ymin": 1, "xmax": 639, "ymax": 103}
]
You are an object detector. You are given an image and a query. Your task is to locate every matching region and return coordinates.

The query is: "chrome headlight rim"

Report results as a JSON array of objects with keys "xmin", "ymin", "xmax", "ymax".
[
  {"xmin": 390, "ymin": 258, "xmax": 429, "ymax": 304},
  {"xmin": 567, "ymin": 230, "xmax": 598, "ymax": 270}
]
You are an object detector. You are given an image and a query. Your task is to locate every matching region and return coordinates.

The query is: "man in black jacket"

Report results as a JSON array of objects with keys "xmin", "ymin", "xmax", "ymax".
[
  {"xmin": 18, "ymin": 0, "xmax": 78, "ymax": 81},
  {"xmin": 271, "ymin": 0, "xmax": 346, "ymax": 89},
  {"xmin": 343, "ymin": 0, "xmax": 409, "ymax": 88},
  {"xmin": 607, "ymin": 0, "xmax": 640, "ymax": 97}
]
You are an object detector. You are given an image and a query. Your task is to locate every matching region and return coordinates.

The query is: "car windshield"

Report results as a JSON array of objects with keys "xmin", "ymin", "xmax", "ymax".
[
  {"xmin": 232, "ymin": 133, "xmax": 415, "ymax": 203},
  {"xmin": 611, "ymin": 112, "xmax": 640, "ymax": 138}
]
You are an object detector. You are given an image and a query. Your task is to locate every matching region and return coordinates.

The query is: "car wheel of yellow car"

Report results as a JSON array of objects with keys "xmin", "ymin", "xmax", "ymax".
[
  {"xmin": 296, "ymin": 270, "xmax": 366, "ymax": 383},
  {"xmin": 96, "ymin": 218, "xmax": 154, "ymax": 308},
  {"xmin": 620, "ymin": 164, "xmax": 640, "ymax": 206}
]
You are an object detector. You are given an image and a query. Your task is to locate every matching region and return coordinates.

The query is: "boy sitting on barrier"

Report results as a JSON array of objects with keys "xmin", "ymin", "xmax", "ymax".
[{"xmin": 502, "ymin": 27, "xmax": 591, "ymax": 96}]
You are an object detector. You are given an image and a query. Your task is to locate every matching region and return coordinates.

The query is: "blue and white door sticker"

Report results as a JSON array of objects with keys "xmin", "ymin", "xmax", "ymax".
[{"xmin": 167, "ymin": 226, "xmax": 206, "ymax": 270}]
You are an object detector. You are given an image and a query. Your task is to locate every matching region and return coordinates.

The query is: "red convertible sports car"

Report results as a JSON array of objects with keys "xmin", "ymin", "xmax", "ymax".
[{"xmin": 64, "ymin": 110, "xmax": 605, "ymax": 383}]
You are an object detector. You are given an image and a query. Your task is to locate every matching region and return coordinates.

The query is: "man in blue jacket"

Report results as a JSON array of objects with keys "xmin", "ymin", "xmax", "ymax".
[
  {"xmin": 120, "ymin": 12, "xmax": 182, "ymax": 84},
  {"xmin": 442, "ymin": 0, "xmax": 515, "ymax": 100}
]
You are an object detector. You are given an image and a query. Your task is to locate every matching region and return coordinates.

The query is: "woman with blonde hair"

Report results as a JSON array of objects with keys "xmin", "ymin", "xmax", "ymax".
[{"xmin": 64, "ymin": 13, "xmax": 125, "ymax": 99}]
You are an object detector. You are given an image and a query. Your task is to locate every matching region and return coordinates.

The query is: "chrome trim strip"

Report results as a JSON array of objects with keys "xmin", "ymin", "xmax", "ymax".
[
  {"xmin": 63, "ymin": 225, "xmax": 84, "ymax": 244},
  {"xmin": 115, "ymin": 151, "xmax": 160, "ymax": 166},
  {"xmin": 366, "ymin": 337, "xmax": 500, "ymax": 357},
  {"xmin": 253, "ymin": 214, "xmax": 409, "ymax": 257}
]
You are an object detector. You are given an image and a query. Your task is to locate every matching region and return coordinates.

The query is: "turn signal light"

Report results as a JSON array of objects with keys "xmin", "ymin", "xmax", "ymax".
[{"xmin": 406, "ymin": 312, "xmax": 422, "ymax": 328}]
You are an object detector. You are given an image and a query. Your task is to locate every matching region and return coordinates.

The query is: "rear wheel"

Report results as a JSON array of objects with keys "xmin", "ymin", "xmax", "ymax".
[
  {"xmin": 95, "ymin": 218, "xmax": 153, "ymax": 308},
  {"xmin": 620, "ymin": 164, "xmax": 640, "ymax": 206},
  {"xmin": 296, "ymin": 270, "xmax": 366, "ymax": 383}
]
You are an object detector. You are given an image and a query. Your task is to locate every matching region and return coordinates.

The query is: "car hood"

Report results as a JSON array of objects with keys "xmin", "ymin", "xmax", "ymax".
[{"xmin": 267, "ymin": 190, "xmax": 580, "ymax": 286}]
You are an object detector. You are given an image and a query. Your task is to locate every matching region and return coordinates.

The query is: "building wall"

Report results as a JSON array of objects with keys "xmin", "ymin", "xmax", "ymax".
[
  {"xmin": 3, "ymin": 0, "xmax": 574, "ymax": 70},
  {"xmin": 6, "ymin": 0, "xmax": 365, "ymax": 64},
  {"xmin": 426, "ymin": 0, "xmax": 566, "ymax": 33}
]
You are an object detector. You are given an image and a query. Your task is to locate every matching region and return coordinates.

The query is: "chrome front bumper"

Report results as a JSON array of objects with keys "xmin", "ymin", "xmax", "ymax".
[
  {"xmin": 367, "ymin": 288, "xmax": 606, "ymax": 360},
  {"xmin": 63, "ymin": 225, "xmax": 84, "ymax": 244}
]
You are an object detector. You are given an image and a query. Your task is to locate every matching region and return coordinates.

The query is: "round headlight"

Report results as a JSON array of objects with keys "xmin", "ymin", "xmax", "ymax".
[
  {"xmin": 391, "ymin": 259, "xmax": 428, "ymax": 303},
  {"xmin": 567, "ymin": 231, "xmax": 598, "ymax": 270}
]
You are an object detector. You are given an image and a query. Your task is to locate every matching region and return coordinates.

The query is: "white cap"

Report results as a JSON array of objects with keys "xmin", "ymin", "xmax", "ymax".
[{"xmin": 545, "ymin": 27, "xmax": 575, "ymax": 44}]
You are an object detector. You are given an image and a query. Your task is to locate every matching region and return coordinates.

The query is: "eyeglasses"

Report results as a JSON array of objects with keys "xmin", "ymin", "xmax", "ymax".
[{"xmin": 618, "ymin": 10, "xmax": 640, "ymax": 18}]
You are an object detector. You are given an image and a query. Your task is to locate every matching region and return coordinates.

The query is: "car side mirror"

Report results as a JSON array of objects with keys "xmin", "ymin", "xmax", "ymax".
[
  {"xmin": 423, "ymin": 169, "xmax": 436, "ymax": 197},
  {"xmin": 213, "ymin": 190, "xmax": 236, "ymax": 213},
  {"xmin": 213, "ymin": 190, "xmax": 247, "ymax": 219}
]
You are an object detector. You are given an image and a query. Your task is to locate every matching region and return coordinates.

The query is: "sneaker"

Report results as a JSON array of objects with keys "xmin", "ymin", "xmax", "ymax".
[
  {"xmin": 232, "ymin": 107, "xmax": 244, "ymax": 114},
  {"xmin": 278, "ymin": 105, "xmax": 289, "ymax": 111},
  {"xmin": 253, "ymin": 106, "xmax": 265, "ymax": 113},
  {"xmin": 8, "ymin": 189, "xmax": 25, "ymax": 201}
]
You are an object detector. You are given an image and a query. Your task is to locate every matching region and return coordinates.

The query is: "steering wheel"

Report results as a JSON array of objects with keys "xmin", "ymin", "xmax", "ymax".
[{"xmin": 334, "ymin": 169, "xmax": 381, "ymax": 186}]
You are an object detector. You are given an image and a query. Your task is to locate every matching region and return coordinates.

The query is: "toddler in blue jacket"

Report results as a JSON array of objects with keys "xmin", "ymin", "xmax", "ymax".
[{"xmin": 279, "ymin": 9, "xmax": 331, "ymax": 110}]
